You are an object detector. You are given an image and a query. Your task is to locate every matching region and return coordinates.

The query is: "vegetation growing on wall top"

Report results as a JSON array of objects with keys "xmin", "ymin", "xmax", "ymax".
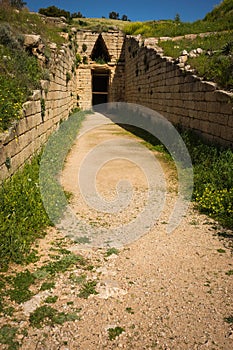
[
  {"xmin": 0, "ymin": 5, "xmax": 66, "ymax": 131},
  {"xmin": 159, "ymin": 31, "xmax": 233, "ymax": 91}
]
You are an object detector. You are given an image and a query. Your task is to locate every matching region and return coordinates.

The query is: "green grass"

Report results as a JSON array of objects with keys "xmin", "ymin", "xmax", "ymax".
[
  {"xmin": 0, "ymin": 7, "xmax": 65, "ymax": 46},
  {"xmin": 39, "ymin": 110, "xmax": 88, "ymax": 224},
  {"xmin": 78, "ymin": 280, "xmax": 98, "ymax": 299},
  {"xmin": 0, "ymin": 325, "xmax": 19, "ymax": 350},
  {"xmin": 69, "ymin": 273, "xmax": 87, "ymax": 284},
  {"xmin": 72, "ymin": 17, "xmax": 128, "ymax": 32},
  {"xmin": 123, "ymin": 1, "xmax": 233, "ymax": 91},
  {"xmin": 159, "ymin": 31, "xmax": 233, "ymax": 90},
  {"xmin": 225, "ymin": 270, "xmax": 233, "ymax": 276},
  {"xmin": 105, "ymin": 247, "xmax": 119, "ymax": 257},
  {"xmin": 0, "ymin": 252, "xmax": 87, "ymax": 308},
  {"xmin": 40, "ymin": 281, "xmax": 55, "ymax": 291},
  {"xmin": 36, "ymin": 253, "xmax": 86, "ymax": 277},
  {"xmin": 29, "ymin": 305, "xmax": 80, "ymax": 328},
  {"xmin": 0, "ymin": 42, "xmax": 44, "ymax": 131},
  {"xmin": 125, "ymin": 307, "xmax": 134, "ymax": 314},
  {"xmin": 8, "ymin": 269, "xmax": 35, "ymax": 303},
  {"xmin": 204, "ymin": 0, "xmax": 233, "ymax": 23},
  {"xmin": 0, "ymin": 6, "xmax": 66, "ymax": 131},
  {"xmin": 0, "ymin": 155, "xmax": 51, "ymax": 269},
  {"xmin": 123, "ymin": 18, "xmax": 233, "ymax": 38},
  {"xmin": 44, "ymin": 295, "xmax": 58, "ymax": 303},
  {"xmin": 217, "ymin": 248, "xmax": 226, "ymax": 254},
  {"xmin": 123, "ymin": 0, "xmax": 233, "ymax": 38},
  {"xmin": 159, "ymin": 32, "xmax": 233, "ymax": 58},
  {"xmin": 181, "ymin": 131, "xmax": 233, "ymax": 229},
  {"xmin": 0, "ymin": 110, "xmax": 88, "ymax": 269},
  {"xmin": 108, "ymin": 326, "xmax": 125, "ymax": 340},
  {"xmin": 224, "ymin": 315, "xmax": 233, "ymax": 324},
  {"xmin": 121, "ymin": 124, "xmax": 233, "ymax": 230}
]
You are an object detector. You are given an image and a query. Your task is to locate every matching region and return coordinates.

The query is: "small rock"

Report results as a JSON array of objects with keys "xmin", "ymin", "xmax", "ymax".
[
  {"xmin": 159, "ymin": 37, "xmax": 172, "ymax": 42},
  {"xmin": 196, "ymin": 47, "xmax": 204, "ymax": 54},
  {"xmin": 189, "ymin": 50, "xmax": 197, "ymax": 58},
  {"xmin": 60, "ymin": 16, "xmax": 67, "ymax": 22},
  {"xmin": 23, "ymin": 34, "xmax": 41, "ymax": 48},
  {"xmin": 182, "ymin": 49, "xmax": 188, "ymax": 55},
  {"xmin": 144, "ymin": 38, "xmax": 159, "ymax": 47},
  {"xmin": 16, "ymin": 334, "xmax": 24, "ymax": 340},
  {"xmin": 49, "ymin": 42, "xmax": 57, "ymax": 50},
  {"xmin": 71, "ymin": 27, "xmax": 77, "ymax": 34},
  {"xmin": 30, "ymin": 90, "xmax": 41, "ymax": 101},
  {"xmin": 177, "ymin": 62, "xmax": 185, "ymax": 68},
  {"xmin": 179, "ymin": 55, "xmax": 188, "ymax": 63},
  {"xmin": 22, "ymin": 291, "xmax": 50, "ymax": 316},
  {"xmin": 40, "ymin": 80, "xmax": 50, "ymax": 90}
]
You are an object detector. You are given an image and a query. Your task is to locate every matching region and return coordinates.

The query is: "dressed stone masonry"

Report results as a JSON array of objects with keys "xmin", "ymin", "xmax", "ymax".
[
  {"xmin": 0, "ymin": 29, "xmax": 232, "ymax": 182},
  {"xmin": 0, "ymin": 42, "xmax": 77, "ymax": 182},
  {"xmin": 124, "ymin": 35, "xmax": 233, "ymax": 147}
]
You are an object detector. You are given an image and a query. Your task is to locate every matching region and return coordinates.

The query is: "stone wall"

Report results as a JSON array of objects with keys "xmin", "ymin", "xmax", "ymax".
[
  {"xmin": 76, "ymin": 66, "xmax": 92, "ymax": 110},
  {"xmin": 1, "ymin": 30, "xmax": 232, "ymax": 183},
  {"xmin": 75, "ymin": 30, "xmax": 125, "ymax": 62},
  {"xmin": 76, "ymin": 30, "xmax": 125, "ymax": 110},
  {"xmin": 0, "ymin": 44, "xmax": 77, "ymax": 182},
  {"xmin": 124, "ymin": 36, "xmax": 233, "ymax": 147}
]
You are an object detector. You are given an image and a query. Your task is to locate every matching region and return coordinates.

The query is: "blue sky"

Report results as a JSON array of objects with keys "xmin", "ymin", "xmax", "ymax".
[{"xmin": 25, "ymin": 1, "xmax": 221, "ymax": 22}]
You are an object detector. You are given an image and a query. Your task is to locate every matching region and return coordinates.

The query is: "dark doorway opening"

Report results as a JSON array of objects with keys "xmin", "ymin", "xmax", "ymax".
[{"xmin": 92, "ymin": 70, "xmax": 109, "ymax": 105}]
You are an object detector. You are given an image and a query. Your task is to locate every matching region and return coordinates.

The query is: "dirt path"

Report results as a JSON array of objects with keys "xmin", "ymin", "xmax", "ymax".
[{"xmin": 1, "ymin": 113, "xmax": 232, "ymax": 349}]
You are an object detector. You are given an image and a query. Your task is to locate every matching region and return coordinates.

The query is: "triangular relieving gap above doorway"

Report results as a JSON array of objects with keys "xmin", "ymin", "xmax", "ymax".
[{"xmin": 91, "ymin": 34, "xmax": 111, "ymax": 63}]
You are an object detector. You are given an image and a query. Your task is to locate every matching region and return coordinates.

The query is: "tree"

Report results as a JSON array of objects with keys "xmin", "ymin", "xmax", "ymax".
[
  {"xmin": 0, "ymin": 0, "xmax": 26, "ymax": 9},
  {"xmin": 174, "ymin": 13, "xmax": 181, "ymax": 22},
  {"xmin": 71, "ymin": 11, "xmax": 84, "ymax": 19},
  {"xmin": 39, "ymin": 6, "xmax": 71, "ymax": 20},
  {"xmin": 121, "ymin": 14, "xmax": 128, "ymax": 21},
  {"xmin": 109, "ymin": 11, "xmax": 119, "ymax": 20},
  {"xmin": 11, "ymin": 0, "xmax": 26, "ymax": 9}
]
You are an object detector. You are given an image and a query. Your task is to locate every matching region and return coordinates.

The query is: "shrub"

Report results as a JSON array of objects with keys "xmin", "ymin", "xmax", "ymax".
[
  {"xmin": 82, "ymin": 56, "xmax": 88, "ymax": 64},
  {"xmin": 190, "ymin": 54, "xmax": 233, "ymax": 90},
  {"xmin": 159, "ymin": 32, "xmax": 233, "ymax": 90},
  {"xmin": 181, "ymin": 131, "xmax": 233, "ymax": 228},
  {"xmin": 39, "ymin": 5, "xmax": 71, "ymax": 20},
  {"xmin": 0, "ymin": 45, "xmax": 43, "ymax": 131},
  {"xmin": 75, "ymin": 53, "xmax": 82, "ymax": 67},
  {"xmin": 82, "ymin": 43, "xmax": 87, "ymax": 52},
  {"xmin": 0, "ymin": 23, "xmax": 21, "ymax": 49},
  {"xmin": 0, "ymin": 155, "xmax": 51, "ymax": 268},
  {"xmin": 10, "ymin": 0, "xmax": 27, "ymax": 10},
  {"xmin": 66, "ymin": 71, "xmax": 71, "ymax": 84}
]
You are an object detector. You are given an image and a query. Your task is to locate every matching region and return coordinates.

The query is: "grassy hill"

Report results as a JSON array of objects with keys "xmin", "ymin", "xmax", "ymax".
[
  {"xmin": 204, "ymin": 0, "xmax": 233, "ymax": 22},
  {"xmin": 72, "ymin": 17, "xmax": 128, "ymax": 32},
  {"xmin": 123, "ymin": 0, "xmax": 233, "ymax": 38}
]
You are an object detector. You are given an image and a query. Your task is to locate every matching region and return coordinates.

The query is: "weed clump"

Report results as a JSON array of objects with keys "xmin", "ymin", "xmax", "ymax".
[
  {"xmin": 0, "ymin": 7, "xmax": 65, "ymax": 131},
  {"xmin": 29, "ymin": 305, "xmax": 80, "ymax": 328},
  {"xmin": 108, "ymin": 326, "xmax": 125, "ymax": 340},
  {"xmin": 0, "ymin": 156, "xmax": 51, "ymax": 269},
  {"xmin": 0, "ymin": 22, "xmax": 44, "ymax": 131},
  {"xmin": 182, "ymin": 131, "xmax": 233, "ymax": 229}
]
